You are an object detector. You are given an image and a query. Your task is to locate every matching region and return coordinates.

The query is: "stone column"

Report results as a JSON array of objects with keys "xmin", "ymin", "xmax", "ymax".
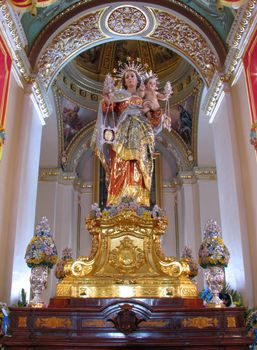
[
  {"xmin": 179, "ymin": 173, "xmax": 201, "ymax": 258},
  {"xmin": 5, "ymin": 88, "xmax": 43, "ymax": 303},
  {"xmin": 210, "ymin": 83, "xmax": 253, "ymax": 305}
]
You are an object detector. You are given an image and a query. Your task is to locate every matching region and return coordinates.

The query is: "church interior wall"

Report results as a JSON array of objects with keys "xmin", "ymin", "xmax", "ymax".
[
  {"xmin": 197, "ymin": 86, "xmax": 216, "ymax": 167},
  {"xmin": 39, "ymin": 89, "xmax": 59, "ymax": 168},
  {"xmin": 231, "ymin": 67, "xmax": 257, "ymax": 306},
  {"xmin": 0, "ymin": 72, "xmax": 24, "ymax": 301},
  {"xmin": 0, "ymin": 70, "xmax": 44, "ymax": 303},
  {"xmin": 211, "ymin": 90, "xmax": 254, "ymax": 306}
]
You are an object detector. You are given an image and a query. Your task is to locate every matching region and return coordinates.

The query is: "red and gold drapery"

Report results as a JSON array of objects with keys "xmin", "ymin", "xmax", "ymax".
[
  {"xmin": 0, "ymin": 33, "xmax": 12, "ymax": 160},
  {"xmin": 243, "ymin": 27, "xmax": 257, "ymax": 150},
  {"xmin": 243, "ymin": 29, "xmax": 257, "ymax": 122}
]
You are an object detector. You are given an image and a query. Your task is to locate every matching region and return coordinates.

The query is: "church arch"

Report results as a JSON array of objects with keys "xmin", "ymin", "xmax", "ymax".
[{"xmin": 30, "ymin": 2, "xmax": 226, "ymax": 90}]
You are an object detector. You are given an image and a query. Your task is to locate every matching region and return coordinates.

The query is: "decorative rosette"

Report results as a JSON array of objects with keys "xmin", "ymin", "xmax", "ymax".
[
  {"xmin": 198, "ymin": 219, "xmax": 230, "ymax": 268},
  {"xmin": 55, "ymin": 247, "xmax": 73, "ymax": 280},
  {"xmin": 250, "ymin": 122, "xmax": 257, "ymax": 150},
  {"xmin": 25, "ymin": 217, "xmax": 58, "ymax": 268},
  {"xmin": 181, "ymin": 246, "xmax": 198, "ymax": 278}
]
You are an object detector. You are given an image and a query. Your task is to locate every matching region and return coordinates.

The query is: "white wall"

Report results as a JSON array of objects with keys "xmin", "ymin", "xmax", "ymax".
[
  {"xmin": 0, "ymin": 70, "xmax": 43, "ymax": 304},
  {"xmin": 232, "ymin": 68, "xmax": 257, "ymax": 306},
  {"xmin": 211, "ymin": 85, "xmax": 253, "ymax": 306},
  {"xmin": 0, "ymin": 73, "xmax": 24, "ymax": 301}
]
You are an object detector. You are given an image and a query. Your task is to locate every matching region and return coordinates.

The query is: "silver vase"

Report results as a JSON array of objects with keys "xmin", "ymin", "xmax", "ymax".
[
  {"xmin": 204, "ymin": 266, "xmax": 225, "ymax": 307},
  {"xmin": 29, "ymin": 265, "xmax": 48, "ymax": 307}
]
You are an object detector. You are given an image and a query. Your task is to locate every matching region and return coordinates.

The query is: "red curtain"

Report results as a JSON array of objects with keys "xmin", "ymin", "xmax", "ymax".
[
  {"xmin": 0, "ymin": 33, "xmax": 12, "ymax": 160},
  {"xmin": 243, "ymin": 28, "xmax": 257, "ymax": 123}
]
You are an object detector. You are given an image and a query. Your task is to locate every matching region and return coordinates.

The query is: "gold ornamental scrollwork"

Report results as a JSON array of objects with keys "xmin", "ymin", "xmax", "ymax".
[
  {"xmin": 182, "ymin": 317, "xmax": 219, "ymax": 329},
  {"xmin": 148, "ymin": 9, "xmax": 219, "ymax": 84},
  {"xmin": 56, "ymin": 208, "xmax": 198, "ymax": 298},
  {"xmin": 227, "ymin": 316, "xmax": 236, "ymax": 328},
  {"xmin": 35, "ymin": 317, "xmax": 72, "ymax": 328},
  {"xmin": 72, "ymin": 258, "xmax": 94, "ymax": 277},
  {"xmin": 109, "ymin": 236, "xmax": 145, "ymax": 273},
  {"xmin": 36, "ymin": 10, "xmax": 107, "ymax": 90},
  {"xmin": 160, "ymin": 260, "xmax": 183, "ymax": 277},
  {"xmin": 18, "ymin": 316, "xmax": 27, "ymax": 328}
]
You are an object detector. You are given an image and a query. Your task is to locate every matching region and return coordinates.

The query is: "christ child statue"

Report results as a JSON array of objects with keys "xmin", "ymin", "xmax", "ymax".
[{"xmin": 139, "ymin": 75, "xmax": 172, "ymax": 130}]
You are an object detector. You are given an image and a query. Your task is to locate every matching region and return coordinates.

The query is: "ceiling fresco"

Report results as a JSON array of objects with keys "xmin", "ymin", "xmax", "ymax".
[{"xmin": 73, "ymin": 40, "xmax": 182, "ymax": 82}]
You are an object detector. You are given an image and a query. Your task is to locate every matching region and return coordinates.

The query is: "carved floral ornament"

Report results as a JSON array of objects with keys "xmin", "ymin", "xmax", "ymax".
[
  {"xmin": 106, "ymin": 6, "xmax": 148, "ymax": 35},
  {"xmin": 36, "ymin": 6, "xmax": 220, "ymax": 90},
  {"xmin": 37, "ymin": 10, "xmax": 107, "ymax": 89},
  {"xmin": 148, "ymin": 9, "xmax": 219, "ymax": 84}
]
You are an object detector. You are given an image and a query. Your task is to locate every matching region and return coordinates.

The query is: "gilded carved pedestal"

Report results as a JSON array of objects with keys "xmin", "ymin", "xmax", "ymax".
[{"xmin": 56, "ymin": 208, "xmax": 197, "ymax": 298}]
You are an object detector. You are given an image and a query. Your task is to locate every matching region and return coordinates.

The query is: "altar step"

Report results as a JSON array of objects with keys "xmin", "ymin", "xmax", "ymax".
[{"xmin": 1, "ymin": 297, "xmax": 252, "ymax": 349}]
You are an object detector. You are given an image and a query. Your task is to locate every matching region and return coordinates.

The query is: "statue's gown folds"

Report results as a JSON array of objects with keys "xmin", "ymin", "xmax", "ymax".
[{"xmin": 91, "ymin": 94, "xmax": 155, "ymax": 206}]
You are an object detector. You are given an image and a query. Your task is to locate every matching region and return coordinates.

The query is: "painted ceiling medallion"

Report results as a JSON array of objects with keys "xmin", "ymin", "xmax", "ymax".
[{"xmin": 106, "ymin": 6, "xmax": 148, "ymax": 35}]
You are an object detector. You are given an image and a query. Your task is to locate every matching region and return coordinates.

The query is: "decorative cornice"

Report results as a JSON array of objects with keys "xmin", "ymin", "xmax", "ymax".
[
  {"xmin": 204, "ymin": 0, "xmax": 257, "ymax": 117},
  {"xmin": 0, "ymin": 0, "xmax": 52, "ymax": 119},
  {"xmin": 36, "ymin": 9, "xmax": 108, "ymax": 90},
  {"xmin": 178, "ymin": 167, "xmax": 217, "ymax": 184},
  {"xmin": 39, "ymin": 168, "xmax": 76, "ymax": 183},
  {"xmin": 194, "ymin": 167, "xmax": 217, "ymax": 180},
  {"xmin": 39, "ymin": 167, "xmax": 93, "ymax": 191}
]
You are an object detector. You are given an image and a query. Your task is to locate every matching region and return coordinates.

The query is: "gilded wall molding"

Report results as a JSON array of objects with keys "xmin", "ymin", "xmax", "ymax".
[
  {"xmin": 204, "ymin": 0, "xmax": 257, "ymax": 117},
  {"xmin": 194, "ymin": 167, "xmax": 217, "ymax": 180},
  {"xmin": 36, "ymin": 9, "xmax": 108, "ymax": 90},
  {"xmin": 39, "ymin": 168, "xmax": 76, "ymax": 183},
  {"xmin": 39, "ymin": 167, "xmax": 93, "ymax": 192},
  {"xmin": 148, "ymin": 8, "xmax": 220, "ymax": 85},
  {"xmin": 178, "ymin": 167, "xmax": 217, "ymax": 184}
]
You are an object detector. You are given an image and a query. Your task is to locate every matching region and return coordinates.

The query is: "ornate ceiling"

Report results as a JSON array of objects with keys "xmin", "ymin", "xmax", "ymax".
[
  {"xmin": 21, "ymin": 0, "xmax": 233, "ymax": 172},
  {"xmin": 3, "ymin": 0, "xmax": 253, "ymax": 178},
  {"xmin": 21, "ymin": 0, "xmax": 234, "ymax": 49}
]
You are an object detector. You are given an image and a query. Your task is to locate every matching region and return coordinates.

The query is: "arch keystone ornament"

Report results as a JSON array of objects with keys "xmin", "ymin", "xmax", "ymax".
[{"xmin": 106, "ymin": 5, "xmax": 148, "ymax": 35}]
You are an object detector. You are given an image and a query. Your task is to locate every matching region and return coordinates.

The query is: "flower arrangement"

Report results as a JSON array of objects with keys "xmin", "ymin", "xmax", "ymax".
[
  {"xmin": 198, "ymin": 219, "xmax": 230, "ymax": 268},
  {"xmin": 181, "ymin": 246, "xmax": 198, "ymax": 278},
  {"xmin": 55, "ymin": 247, "xmax": 73, "ymax": 280},
  {"xmin": 25, "ymin": 217, "xmax": 58, "ymax": 268},
  {"xmin": 89, "ymin": 196, "xmax": 165, "ymax": 220},
  {"xmin": 250, "ymin": 122, "xmax": 257, "ymax": 150},
  {"xmin": 0, "ymin": 302, "xmax": 9, "ymax": 336},
  {"xmin": 0, "ymin": 126, "xmax": 5, "ymax": 144},
  {"xmin": 245, "ymin": 308, "xmax": 257, "ymax": 349}
]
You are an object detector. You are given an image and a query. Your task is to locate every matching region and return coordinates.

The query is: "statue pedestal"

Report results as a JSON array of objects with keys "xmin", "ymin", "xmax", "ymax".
[{"xmin": 56, "ymin": 208, "xmax": 197, "ymax": 298}]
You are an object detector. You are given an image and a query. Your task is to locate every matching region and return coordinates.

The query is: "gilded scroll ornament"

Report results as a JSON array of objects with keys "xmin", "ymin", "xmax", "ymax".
[
  {"xmin": 35, "ymin": 317, "xmax": 72, "ymax": 328},
  {"xmin": 37, "ymin": 10, "xmax": 106, "ymax": 89},
  {"xmin": 148, "ymin": 9, "xmax": 219, "ymax": 84},
  {"xmin": 56, "ymin": 208, "xmax": 198, "ymax": 298},
  {"xmin": 182, "ymin": 317, "xmax": 219, "ymax": 329}
]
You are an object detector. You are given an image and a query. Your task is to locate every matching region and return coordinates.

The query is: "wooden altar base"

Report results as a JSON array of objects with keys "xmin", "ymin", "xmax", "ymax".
[{"xmin": 1, "ymin": 297, "xmax": 252, "ymax": 349}]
